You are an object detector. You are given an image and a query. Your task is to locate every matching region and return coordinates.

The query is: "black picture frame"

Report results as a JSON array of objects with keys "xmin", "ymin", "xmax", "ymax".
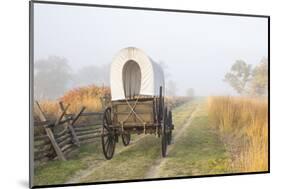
[{"xmin": 29, "ymin": 1, "xmax": 270, "ymax": 188}]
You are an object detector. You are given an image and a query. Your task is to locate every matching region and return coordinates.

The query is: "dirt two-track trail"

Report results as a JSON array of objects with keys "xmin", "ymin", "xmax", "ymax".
[
  {"xmin": 65, "ymin": 98, "xmax": 228, "ymax": 183},
  {"xmin": 145, "ymin": 105, "xmax": 199, "ymax": 178},
  {"xmin": 65, "ymin": 134, "xmax": 147, "ymax": 183}
]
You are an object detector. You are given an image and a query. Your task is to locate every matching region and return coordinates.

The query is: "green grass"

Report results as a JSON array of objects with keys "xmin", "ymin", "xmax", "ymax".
[
  {"xmin": 81, "ymin": 135, "xmax": 161, "ymax": 182},
  {"xmin": 33, "ymin": 100, "xmax": 195, "ymax": 185},
  {"xmin": 172, "ymin": 99, "xmax": 200, "ymax": 128},
  {"xmin": 79, "ymin": 100, "xmax": 201, "ymax": 182},
  {"xmin": 158, "ymin": 102, "xmax": 231, "ymax": 177},
  {"xmin": 33, "ymin": 142, "xmax": 103, "ymax": 185},
  {"xmin": 34, "ymin": 99, "xmax": 231, "ymax": 185}
]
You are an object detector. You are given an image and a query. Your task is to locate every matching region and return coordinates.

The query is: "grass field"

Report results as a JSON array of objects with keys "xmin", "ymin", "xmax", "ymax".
[
  {"xmin": 34, "ymin": 142, "xmax": 101, "ymax": 185},
  {"xmin": 157, "ymin": 102, "xmax": 230, "ymax": 177},
  {"xmin": 33, "ymin": 97, "xmax": 268, "ymax": 186},
  {"xmin": 208, "ymin": 96, "xmax": 268, "ymax": 172},
  {"xmin": 33, "ymin": 100, "xmax": 197, "ymax": 185}
]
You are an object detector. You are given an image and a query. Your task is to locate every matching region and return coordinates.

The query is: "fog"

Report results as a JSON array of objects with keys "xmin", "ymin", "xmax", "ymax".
[{"xmin": 34, "ymin": 3, "xmax": 268, "ymax": 99}]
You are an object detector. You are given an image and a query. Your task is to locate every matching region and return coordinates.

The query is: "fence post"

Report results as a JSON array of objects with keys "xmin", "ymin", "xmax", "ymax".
[
  {"xmin": 59, "ymin": 102, "xmax": 84, "ymax": 147},
  {"xmin": 34, "ymin": 101, "xmax": 66, "ymax": 161}
]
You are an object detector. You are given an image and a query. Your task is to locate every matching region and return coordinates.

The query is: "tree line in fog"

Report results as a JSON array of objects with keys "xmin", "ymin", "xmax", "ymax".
[
  {"xmin": 34, "ymin": 56, "xmax": 110, "ymax": 100},
  {"xmin": 34, "ymin": 56, "xmax": 186, "ymax": 100},
  {"xmin": 34, "ymin": 55, "xmax": 268, "ymax": 101}
]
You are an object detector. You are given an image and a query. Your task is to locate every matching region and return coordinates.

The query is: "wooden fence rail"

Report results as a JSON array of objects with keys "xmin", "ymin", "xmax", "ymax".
[{"xmin": 33, "ymin": 101, "xmax": 103, "ymax": 165}]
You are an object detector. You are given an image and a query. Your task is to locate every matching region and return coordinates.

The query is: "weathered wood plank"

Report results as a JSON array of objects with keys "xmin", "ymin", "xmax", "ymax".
[
  {"xmin": 45, "ymin": 128, "xmax": 66, "ymax": 161},
  {"xmin": 74, "ymin": 123, "xmax": 102, "ymax": 128},
  {"xmin": 75, "ymin": 129, "xmax": 101, "ymax": 136},
  {"xmin": 58, "ymin": 137, "xmax": 72, "ymax": 148},
  {"xmin": 66, "ymin": 112, "xmax": 103, "ymax": 117},
  {"xmin": 68, "ymin": 125, "xmax": 80, "ymax": 147},
  {"xmin": 34, "ymin": 149, "xmax": 50, "ymax": 158},
  {"xmin": 34, "ymin": 143, "xmax": 51, "ymax": 150},
  {"xmin": 54, "ymin": 103, "xmax": 70, "ymax": 127},
  {"xmin": 55, "ymin": 127, "xmax": 69, "ymax": 138},
  {"xmin": 59, "ymin": 102, "xmax": 83, "ymax": 147},
  {"xmin": 71, "ymin": 107, "xmax": 86, "ymax": 125},
  {"xmin": 34, "ymin": 134, "xmax": 49, "ymax": 141},
  {"xmin": 56, "ymin": 133, "xmax": 71, "ymax": 144},
  {"xmin": 80, "ymin": 138, "xmax": 99, "ymax": 144},
  {"xmin": 35, "ymin": 156, "xmax": 49, "ymax": 162},
  {"xmin": 34, "ymin": 148, "xmax": 55, "ymax": 161},
  {"xmin": 35, "ymin": 154, "xmax": 50, "ymax": 161},
  {"xmin": 61, "ymin": 143, "xmax": 74, "ymax": 152},
  {"xmin": 78, "ymin": 133, "xmax": 100, "ymax": 141},
  {"xmin": 34, "ymin": 101, "xmax": 47, "ymax": 122},
  {"xmin": 34, "ymin": 120, "xmax": 54, "ymax": 127},
  {"xmin": 35, "ymin": 102, "xmax": 66, "ymax": 161},
  {"xmin": 35, "ymin": 117, "xmax": 72, "ymax": 127},
  {"xmin": 63, "ymin": 146, "xmax": 78, "ymax": 157},
  {"xmin": 74, "ymin": 126, "xmax": 101, "ymax": 132}
]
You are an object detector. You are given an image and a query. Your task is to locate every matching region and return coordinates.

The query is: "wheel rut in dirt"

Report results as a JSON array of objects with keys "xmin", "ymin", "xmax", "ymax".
[
  {"xmin": 65, "ymin": 135, "xmax": 146, "ymax": 184},
  {"xmin": 144, "ymin": 105, "xmax": 199, "ymax": 178},
  {"xmin": 66, "ymin": 101, "xmax": 199, "ymax": 183}
]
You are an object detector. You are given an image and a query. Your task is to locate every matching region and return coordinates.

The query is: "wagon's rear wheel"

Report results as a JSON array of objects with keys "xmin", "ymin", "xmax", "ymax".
[
  {"xmin": 101, "ymin": 107, "xmax": 116, "ymax": 160},
  {"xmin": 161, "ymin": 107, "xmax": 168, "ymax": 157},
  {"xmin": 121, "ymin": 132, "xmax": 131, "ymax": 146},
  {"xmin": 167, "ymin": 110, "xmax": 173, "ymax": 145}
]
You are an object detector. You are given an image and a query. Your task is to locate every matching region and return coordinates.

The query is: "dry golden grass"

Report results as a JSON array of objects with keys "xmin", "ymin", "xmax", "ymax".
[
  {"xmin": 36, "ymin": 86, "xmax": 189, "ymax": 121},
  {"xmin": 59, "ymin": 85, "xmax": 110, "ymax": 113},
  {"xmin": 35, "ymin": 85, "xmax": 110, "ymax": 120},
  {"xmin": 208, "ymin": 96, "xmax": 268, "ymax": 172}
]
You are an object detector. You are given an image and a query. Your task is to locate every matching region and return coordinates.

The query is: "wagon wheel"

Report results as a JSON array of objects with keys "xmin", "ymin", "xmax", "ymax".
[
  {"xmin": 121, "ymin": 132, "xmax": 131, "ymax": 146},
  {"xmin": 161, "ymin": 107, "xmax": 168, "ymax": 157},
  {"xmin": 101, "ymin": 107, "xmax": 116, "ymax": 160},
  {"xmin": 167, "ymin": 110, "xmax": 173, "ymax": 145}
]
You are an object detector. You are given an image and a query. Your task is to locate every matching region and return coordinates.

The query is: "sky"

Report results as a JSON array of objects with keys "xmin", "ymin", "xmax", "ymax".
[{"xmin": 34, "ymin": 3, "xmax": 268, "ymax": 96}]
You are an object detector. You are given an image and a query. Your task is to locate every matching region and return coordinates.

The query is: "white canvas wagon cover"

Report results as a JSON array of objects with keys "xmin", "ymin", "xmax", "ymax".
[{"xmin": 110, "ymin": 47, "xmax": 165, "ymax": 101}]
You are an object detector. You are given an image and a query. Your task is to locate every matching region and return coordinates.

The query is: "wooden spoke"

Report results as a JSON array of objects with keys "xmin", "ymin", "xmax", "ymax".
[
  {"xmin": 104, "ymin": 136, "xmax": 110, "ymax": 149},
  {"xmin": 106, "ymin": 137, "xmax": 111, "ymax": 153}
]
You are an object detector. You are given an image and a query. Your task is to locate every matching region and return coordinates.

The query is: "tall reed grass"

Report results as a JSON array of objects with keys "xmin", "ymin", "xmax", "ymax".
[{"xmin": 208, "ymin": 96, "xmax": 268, "ymax": 172}]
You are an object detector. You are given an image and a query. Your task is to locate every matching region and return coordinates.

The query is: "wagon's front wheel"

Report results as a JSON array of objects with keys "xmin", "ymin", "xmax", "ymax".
[
  {"xmin": 161, "ymin": 107, "xmax": 168, "ymax": 157},
  {"xmin": 121, "ymin": 133, "xmax": 131, "ymax": 146},
  {"xmin": 101, "ymin": 107, "xmax": 116, "ymax": 160}
]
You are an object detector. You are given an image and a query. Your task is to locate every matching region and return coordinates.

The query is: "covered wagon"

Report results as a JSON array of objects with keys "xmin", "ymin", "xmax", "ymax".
[{"xmin": 101, "ymin": 47, "xmax": 173, "ymax": 160}]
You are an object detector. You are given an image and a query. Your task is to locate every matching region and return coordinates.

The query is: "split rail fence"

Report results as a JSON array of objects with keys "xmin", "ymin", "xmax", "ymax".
[{"xmin": 33, "ymin": 101, "xmax": 103, "ymax": 164}]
